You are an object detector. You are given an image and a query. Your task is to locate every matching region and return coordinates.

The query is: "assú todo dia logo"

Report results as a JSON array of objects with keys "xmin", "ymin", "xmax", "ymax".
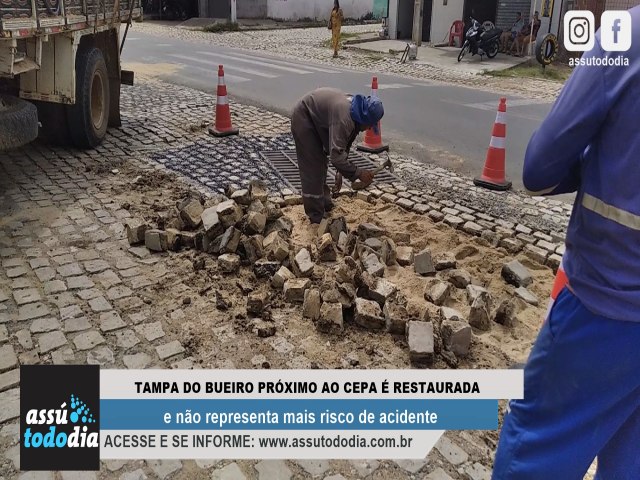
[
  {"xmin": 21, "ymin": 365, "xmax": 100, "ymax": 471},
  {"xmin": 24, "ymin": 393, "xmax": 99, "ymax": 448}
]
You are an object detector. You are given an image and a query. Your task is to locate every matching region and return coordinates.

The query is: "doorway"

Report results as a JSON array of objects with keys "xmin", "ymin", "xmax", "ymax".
[{"xmin": 463, "ymin": 0, "xmax": 497, "ymax": 24}]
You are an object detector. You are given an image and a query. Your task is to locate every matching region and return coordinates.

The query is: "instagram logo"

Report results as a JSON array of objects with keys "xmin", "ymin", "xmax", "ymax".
[
  {"xmin": 600, "ymin": 11, "xmax": 632, "ymax": 51},
  {"xmin": 564, "ymin": 11, "xmax": 595, "ymax": 51}
]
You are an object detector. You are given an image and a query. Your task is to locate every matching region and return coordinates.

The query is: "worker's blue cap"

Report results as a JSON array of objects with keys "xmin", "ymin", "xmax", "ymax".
[{"xmin": 350, "ymin": 94, "xmax": 384, "ymax": 134}]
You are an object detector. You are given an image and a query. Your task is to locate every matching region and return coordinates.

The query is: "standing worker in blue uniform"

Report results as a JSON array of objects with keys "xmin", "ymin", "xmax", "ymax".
[{"xmin": 492, "ymin": 7, "xmax": 640, "ymax": 479}]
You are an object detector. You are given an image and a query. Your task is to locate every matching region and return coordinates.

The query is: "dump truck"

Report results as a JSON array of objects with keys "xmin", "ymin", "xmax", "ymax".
[{"xmin": 0, "ymin": 0, "xmax": 142, "ymax": 150}]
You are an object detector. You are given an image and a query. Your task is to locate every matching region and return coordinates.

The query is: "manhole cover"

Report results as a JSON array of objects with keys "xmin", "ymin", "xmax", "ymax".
[{"xmin": 259, "ymin": 149, "xmax": 397, "ymax": 193}]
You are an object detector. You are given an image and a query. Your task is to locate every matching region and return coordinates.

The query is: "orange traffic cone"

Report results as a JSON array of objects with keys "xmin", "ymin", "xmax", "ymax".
[
  {"xmin": 209, "ymin": 65, "xmax": 239, "ymax": 137},
  {"xmin": 357, "ymin": 76, "xmax": 389, "ymax": 154},
  {"xmin": 473, "ymin": 97, "xmax": 511, "ymax": 191}
]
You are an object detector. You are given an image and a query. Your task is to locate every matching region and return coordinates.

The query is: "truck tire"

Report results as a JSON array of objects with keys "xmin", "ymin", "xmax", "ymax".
[
  {"xmin": 0, "ymin": 95, "xmax": 39, "ymax": 151},
  {"xmin": 67, "ymin": 46, "xmax": 110, "ymax": 148}
]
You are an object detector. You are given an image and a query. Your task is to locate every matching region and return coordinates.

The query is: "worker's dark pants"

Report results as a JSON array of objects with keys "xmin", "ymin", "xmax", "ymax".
[
  {"xmin": 291, "ymin": 106, "xmax": 332, "ymax": 224},
  {"xmin": 493, "ymin": 288, "xmax": 640, "ymax": 480}
]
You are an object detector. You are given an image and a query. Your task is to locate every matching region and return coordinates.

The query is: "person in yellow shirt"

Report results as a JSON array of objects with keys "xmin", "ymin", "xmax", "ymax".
[{"xmin": 329, "ymin": 0, "xmax": 344, "ymax": 58}]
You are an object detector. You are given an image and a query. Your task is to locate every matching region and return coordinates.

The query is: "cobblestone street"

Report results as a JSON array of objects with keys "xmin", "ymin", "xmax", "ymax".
[
  {"xmin": 130, "ymin": 22, "xmax": 563, "ymax": 101},
  {"xmin": 0, "ymin": 76, "xmax": 585, "ymax": 480}
]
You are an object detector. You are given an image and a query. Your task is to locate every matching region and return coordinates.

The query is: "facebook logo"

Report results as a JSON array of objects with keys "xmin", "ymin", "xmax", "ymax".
[{"xmin": 600, "ymin": 11, "xmax": 632, "ymax": 51}]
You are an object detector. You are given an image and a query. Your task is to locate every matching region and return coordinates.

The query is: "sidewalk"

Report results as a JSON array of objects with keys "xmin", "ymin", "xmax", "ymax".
[{"xmin": 347, "ymin": 40, "xmax": 529, "ymax": 75}]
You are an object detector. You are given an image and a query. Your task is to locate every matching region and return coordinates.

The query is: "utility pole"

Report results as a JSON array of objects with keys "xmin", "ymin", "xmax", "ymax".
[
  {"xmin": 230, "ymin": 0, "xmax": 237, "ymax": 23},
  {"xmin": 412, "ymin": 0, "xmax": 424, "ymax": 46}
]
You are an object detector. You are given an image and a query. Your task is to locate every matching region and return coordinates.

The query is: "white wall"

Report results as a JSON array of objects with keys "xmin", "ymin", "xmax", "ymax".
[
  {"xmin": 388, "ymin": 0, "xmax": 399, "ymax": 38},
  {"xmin": 430, "ymin": 0, "xmax": 464, "ymax": 45},
  {"xmin": 267, "ymin": 0, "xmax": 374, "ymax": 21}
]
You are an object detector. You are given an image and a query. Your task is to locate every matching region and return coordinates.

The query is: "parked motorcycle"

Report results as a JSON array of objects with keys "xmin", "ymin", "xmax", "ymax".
[{"xmin": 457, "ymin": 18, "xmax": 502, "ymax": 62}]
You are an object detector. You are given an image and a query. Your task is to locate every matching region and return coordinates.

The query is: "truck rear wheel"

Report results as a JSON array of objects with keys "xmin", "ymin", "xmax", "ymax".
[
  {"xmin": 67, "ymin": 46, "xmax": 110, "ymax": 148},
  {"xmin": 0, "ymin": 94, "xmax": 38, "ymax": 151}
]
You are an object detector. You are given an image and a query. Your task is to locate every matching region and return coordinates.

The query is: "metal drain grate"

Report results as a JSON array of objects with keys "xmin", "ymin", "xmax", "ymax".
[{"xmin": 259, "ymin": 149, "xmax": 398, "ymax": 193}]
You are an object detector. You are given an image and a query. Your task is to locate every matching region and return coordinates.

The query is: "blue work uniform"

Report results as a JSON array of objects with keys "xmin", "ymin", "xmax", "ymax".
[{"xmin": 493, "ymin": 6, "xmax": 640, "ymax": 479}]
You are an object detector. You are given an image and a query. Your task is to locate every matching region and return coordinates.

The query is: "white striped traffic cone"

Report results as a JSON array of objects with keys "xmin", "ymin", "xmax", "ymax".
[
  {"xmin": 357, "ymin": 76, "xmax": 389, "ymax": 153},
  {"xmin": 473, "ymin": 97, "xmax": 511, "ymax": 191},
  {"xmin": 209, "ymin": 65, "xmax": 239, "ymax": 137}
]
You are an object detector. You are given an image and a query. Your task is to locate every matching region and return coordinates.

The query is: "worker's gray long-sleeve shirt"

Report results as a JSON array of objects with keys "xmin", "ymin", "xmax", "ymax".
[{"xmin": 296, "ymin": 88, "xmax": 361, "ymax": 181}]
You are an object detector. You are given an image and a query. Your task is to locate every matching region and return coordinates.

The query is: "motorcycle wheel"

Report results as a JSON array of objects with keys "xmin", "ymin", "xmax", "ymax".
[
  {"xmin": 458, "ymin": 42, "xmax": 469, "ymax": 62},
  {"xmin": 486, "ymin": 40, "xmax": 499, "ymax": 59}
]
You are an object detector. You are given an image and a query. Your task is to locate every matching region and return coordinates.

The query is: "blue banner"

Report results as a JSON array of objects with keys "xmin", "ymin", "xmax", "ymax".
[{"xmin": 101, "ymin": 399, "xmax": 497, "ymax": 430}]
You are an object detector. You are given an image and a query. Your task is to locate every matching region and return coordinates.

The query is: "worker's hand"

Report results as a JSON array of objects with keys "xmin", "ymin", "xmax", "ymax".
[{"xmin": 358, "ymin": 170, "xmax": 375, "ymax": 186}]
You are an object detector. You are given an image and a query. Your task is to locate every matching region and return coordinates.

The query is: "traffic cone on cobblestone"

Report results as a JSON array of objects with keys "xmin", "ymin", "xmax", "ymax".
[
  {"xmin": 473, "ymin": 98, "xmax": 511, "ymax": 191},
  {"xmin": 357, "ymin": 76, "xmax": 389, "ymax": 154},
  {"xmin": 209, "ymin": 65, "xmax": 239, "ymax": 137}
]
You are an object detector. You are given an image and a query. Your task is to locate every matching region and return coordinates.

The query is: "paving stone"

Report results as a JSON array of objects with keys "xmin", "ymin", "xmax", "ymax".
[
  {"xmin": 84, "ymin": 259, "xmax": 111, "ymax": 273},
  {"xmin": 34, "ymin": 266, "xmax": 56, "ymax": 282},
  {"xmin": 293, "ymin": 248, "xmax": 314, "ymax": 277},
  {"xmin": 254, "ymin": 460, "xmax": 293, "ymax": 480},
  {"xmin": 465, "ymin": 462, "xmax": 492, "ymax": 480},
  {"xmin": 77, "ymin": 287, "xmax": 102, "ymax": 300},
  {"xmin": 494, "ymin": 299, "xmax": 518, "ymax": 327},
  {"xmin": 73, "ymin": 330, "xmax": 105, "ymax": 350},
  {"xmin": 469, "ymin": 294, "xmax": 492, "ymax": 331},
  {"xmin": 147, "ymin": 459, "xmax": 183, "ymax": 479},
  {"xmin": 61, "ymin": 472, "xmax": 97, "ymax": 480},
  {"xmin": 368, "ymin": 277, "xmax": 398, "ymax": 306},
  {"xmin": 524, "ymin": 244, "xmax": 548, "ymax": 264},
  {"xmin": 354, "ymin": 297, "xmax": 385, "ymax": 330},
  {"xmin": 64, "ymin": 316, "xmax": 92, "ymax": 332},
  {"xmin": 100, "ymin": 311, "xmax": 127, "ymax": 332},
  {"xmin": 15, "ymin": 329, "xmax": 33, "ymax": 349},
  {"xmin": 448, "ymin": 269, "xmax": 472, "ymax": 288},
  {"xmin": 350, "ymin": 460, "xmax": 380, "ymax": 477},
  {"xmin": 0, "ymin": 387, "xmax": 19, "ymax": 423},
  {"xmin": 425, "ymin": 467, "xmax": 455, "ymax": 480},
  {"xmin": 60, "ymin": 304, "xmax": 83, "ymax": 319},
  {"xmin": 295, "ymin": 460, "xmax": 330, "ymax": 476},
  {"xmin": 0, "ymin": 344, "xmax": 18, "ymax": 372},
  {"xmin": 195, "ymin": 459, "xmax": 220, "ymax": 469},
  {"xmin": 89, "ymin": 296, "xmax": 112, "ymax": 312},
  {"xmin": 107, "ymin": 285, "xmax": 133, "ymax": 300},
  {"xmin": 52, "ymin": 254, "xmax": 75, "ymax": 265},
  {"xmin": 18, "ymin": 302, "xmax": 50, "ymax": 321},
  {"xmin": 211, "ymin": 462, "xmax": 247, "ymax": 480},
  {"xmin": 302, "ymin": 288, "xmax": 321, "ymax": 321},
  {"xmin": 499, "ymin": 237, "xmax": 523, "ymax": 254},
  {"xmin": 546, "ymin": 253, "xmax": 562, "ymax": 271},
  {"xmin": 395, "ymin": 459, "xmax": 428, "ymax": 474},
  {"xmin": 30, "ymin": 317, "xmax": 61, "ymax": 333},
  {"xmin": 67, "ymin": 275, "xmax": 95, "ymax": 290},
  {"xmin": 6, "ymin": 266, "xmax": 28, "ymax": 278},
  {"xmin": 0, "ymin": 368, "xmax": 20, "ymax": 392},
  {"xmin": 271, "ymin": 266, "xmax": 295, "ymax": 289},
  {"xmin": 123, "ymin": 352, "xmax": 152, "ymax": 369},
  {"xmin": 18, "ymin": 471, "xmax": 55, "ymax": 480},
  {"xmin": 426, "ymin": 282, "xmax": 451, "ymax": 306},
  {"xmin": 466, "ymin": 285, "xmax": 492, "ymax": 308},
  {"xmin": 414, "ymin": 248, "xmax": 436, "ymax": 276},
  {"xmin": 135, "ymin": 321, "xmax": 166, "ymax": 341},
  {"xmin": 94, "ymin": 269, "xmax": 122, "ymax": 288},
  {"xmin": 76, "ymin": 249, "xmax": 101, "ymax": 262},
  {"xmin": 317, "ymin": 302, "xmax": 343, "ymax": 334},
  {"xmin": 119, "ymin": 469, "xmax": 148, "ymax": 480},
  {"xmin": 43, "ymin": 279, "xmax": 67, "ymax": 294},
  {"xmin": 2, "ymin": 257, "xmax": 23, "ymax": 268},
  {"xmin": 57, "ymin": 262, "xmax": 83, "ymax": 277},
  {"xmin": 156, "ymin": 340, "xmax": 185, "ymax": 360},
  {"xmin": 13, "ymin": 288, "xmax": 42, "ymax": 305},
  {"xmin": 435, "ymin": 435, "xmax": 470, "ymax": 466},
  {"xmin": 514, "ymin": 286, "xmax": 539, "ymax": 306},
  {"xmin": 37, "ymin": 330, "xmax": 68, "ymax": 353},
  {"xmin": 502, "ymin": 260, "xmax": 533, "ymax": 287},
  {"xmin": 324, "ymin": 476, "xmax": 346, "ymax": 480},
  {"xmin": 284, "ymin": 278, "xmax": 311, "ymax": 303},
  {"xmin": 396, "ymin": 246, "xmax": 414, "ymax": 266},
  {"xmin": 0, "ymin": 324, "xmax": 7, "ymax": 342},
  {"xmin": 0, "ymin": 289, "xmax": 8, "ymax": 302},
  {"xmin": 12, "ymin": 277, "xmax": 33, "ymax": 289},
  {"xmin": 218, "ymin": 253, "xmax": 241, "ymax": 273},
  {"xmin": 87, "ymin": 346, "xmax": 115, "ymax": 366},
  {"xmin": 406, "ymin": 321, "xmax": 434, "ymax": 366}
]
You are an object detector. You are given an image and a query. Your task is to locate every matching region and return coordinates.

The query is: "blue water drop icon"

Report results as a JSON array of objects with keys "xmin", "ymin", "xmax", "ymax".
[{"xmin": 70, "ymin": 411, "xmax": 79, "ymax": 423}]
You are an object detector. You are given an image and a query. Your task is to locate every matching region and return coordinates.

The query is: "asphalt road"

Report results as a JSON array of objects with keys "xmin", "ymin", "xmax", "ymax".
[{"xmin": 122, "ymin": 31, "xmax": 554, "ymax": 190}]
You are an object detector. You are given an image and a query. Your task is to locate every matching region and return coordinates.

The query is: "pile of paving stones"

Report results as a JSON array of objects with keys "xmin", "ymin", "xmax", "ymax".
[{"xmin": 124, "ymin": 180, "xmax": 540, "ymax": 369}]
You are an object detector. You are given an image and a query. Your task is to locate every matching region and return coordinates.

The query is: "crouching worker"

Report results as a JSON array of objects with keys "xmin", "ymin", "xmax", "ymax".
[{"xmin": 291, "ymin": 87, "xmax": 383, "ymax": 224}]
